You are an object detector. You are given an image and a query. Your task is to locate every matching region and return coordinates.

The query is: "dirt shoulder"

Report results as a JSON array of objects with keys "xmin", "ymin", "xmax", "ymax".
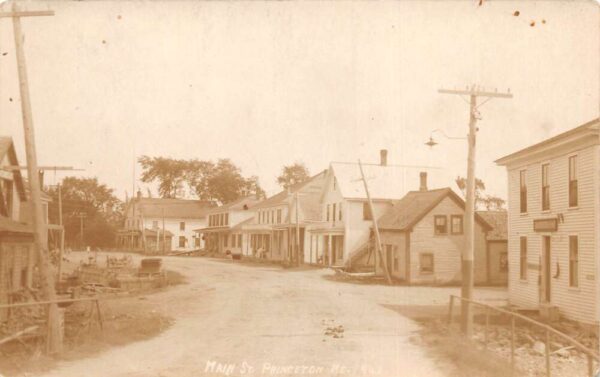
[{"xmin": 0, "ymin": 270, "xmax": 185, "ymax": 377}]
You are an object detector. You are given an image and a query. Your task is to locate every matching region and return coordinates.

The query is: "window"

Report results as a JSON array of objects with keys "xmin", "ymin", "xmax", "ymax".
[
  {"xmin": 520, "ymin": 237, "xmax": 527, "ymax": 280},
  {"xmin": 450, "ymin": 215, "xmax": 463, "ymax": 235},
  {"xmin": 520, "ymin": 170, "xmax": 527, "ymax": 213},
  {"xmin": 569, "ymin": 156, "xmax": 578, "ymax": 207},
  {"xmin": 238, "ymin": 234, "xmax": 242, "ymax": 247},
  {"xmin": 339, "ymin": 203, "xmax": 342, "ymax": 221},
  {"xmin": 569, "ymin": 236, "xmax": 579, "ymax": 287},
  {"xmin": 225, "ymin": 213, "xmax": 229, "ymax": 225},
  {"xmin": 271, "ymin": 210, "xmax": 274, "ymax": 224},
  {"xmin": 393, "ymin": 246, "xmax": 399, "ymax": 272},
  {"xmin": 434, "ymin": 215, "xmax": 447, "ymax": 235},
  {"xmin": 179, "ymin": 236, "xmax": 186, "ymax": 248},
  {"xmin": 327, "ymin": 204, "xmax": 330, "ymax": 221},
  {"xmin": 332, "ymin": 203, "xmax": 337, "ymax": 223},
  {"xmin": 152, "ymin": 221, "xmax": 159, "ymax": 229},
  {"xmin": 420, "ymin": 253, "xmax": 434, "ymax": 273},
  {"xmin": 363, "ymin": 202, "xmax": 372, "ymax": 220},
  {"xmin": 542, "ymin": 164, "xmax": 550, "ymax": 211},
  {"xmin": 277, "ymin": 209, "xmax": 282, "ymax": 224},
  {"xmin": 223, "ymin": 234, "xmax": 228, "ymax": 247},
  {"xmin": 180, "ymin": 222, "xmax": 185, "ymax": 231}
]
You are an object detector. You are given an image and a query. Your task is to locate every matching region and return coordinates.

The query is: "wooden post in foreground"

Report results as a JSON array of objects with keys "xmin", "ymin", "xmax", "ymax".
[
  {"xmin": 438, "ymin": 86, "xmax": 512, "ymax": 337},
  {"xmin": 4, "ymin": 3, "xmax": 60, "ymax": 353}
]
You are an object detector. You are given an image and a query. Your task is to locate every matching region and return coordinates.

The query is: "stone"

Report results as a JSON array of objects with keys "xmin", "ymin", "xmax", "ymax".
[{"xmin": 532, "ymin": 341, "xmax": 546, "ymax": 355}]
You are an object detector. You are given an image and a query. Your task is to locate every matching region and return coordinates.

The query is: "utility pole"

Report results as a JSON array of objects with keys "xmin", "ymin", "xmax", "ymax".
[
  {"xmin": 439, "ymin": 85, "xmax": 512, "ymax": 337},
  {"xmin": 295, "ymin": 191, "xmax": 300, "ymax": 266},
  {"xmin": 358, "ymin": 160, "xmax": 392, "ymax": 285},
  {"xmin": 76, "ymin": 212, "xmax": 87, "ymax": 249},
  {"xmin": 162, "ymin": 207, "xmax": 166, "ymax": 254},
  {"xmin": 57, "ymin": 184, "xmax": 64, "ymax": 281},
  {"xmin": 2, "ymin": 3, "xmax": 60, "ymax": 353}
]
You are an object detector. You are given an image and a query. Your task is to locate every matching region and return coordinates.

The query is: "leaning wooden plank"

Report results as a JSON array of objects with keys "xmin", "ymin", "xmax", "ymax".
[{"xmin": 0, "ymin": 326, "xmax": 39, "ymax": 346}]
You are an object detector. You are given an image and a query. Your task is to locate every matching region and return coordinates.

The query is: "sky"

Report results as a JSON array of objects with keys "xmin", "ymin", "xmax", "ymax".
[{"xmin": 0, "ymin": 0, "xmax": 598, "ymax": 201}]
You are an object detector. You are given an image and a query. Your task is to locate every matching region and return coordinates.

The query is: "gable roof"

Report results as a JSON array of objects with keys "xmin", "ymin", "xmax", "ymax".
[
  {"xmin": 495, "ymin": 118, "xmax": 599, "ymax": 166},
  {"xmin": 132, "ymin": 198, "xmax": 216, "ymax": 219},
  {"xmin": 0, "ymin": 137, "xmax": 26, "ymax": 202},
  {"xmin": 476, "ymin": 211, "xmax": 507, "ymax": 241},
  {"xmin": 329, "ymin": 162, "xmax": 407, "ymax": 201},
  {"xmin": 205, "ymin": 196, "xmax": 261, "ymax": 215},
  {"xmin": 377, "ymin": 187, "xmax": 492, "ymax": 232},
  {"xmin": 252, "ymin": 170, "xmax": 327, "ymax": 211}
]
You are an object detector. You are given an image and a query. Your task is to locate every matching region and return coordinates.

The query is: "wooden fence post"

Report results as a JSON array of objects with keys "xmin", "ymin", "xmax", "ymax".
[
  {"xmin": 545, "ymin": 327, "xmax": 551, "ymax": 377},
  {"xmin": 510, "ymin": 316, "xmax": 515, "ymax": 371},
  {"xmin": 484, "ymin": 306, "xmax": 489, "ymax": 349},
  {"xmin": 448, "ymin": 295, "xmax": 455, "ymax": 324}
]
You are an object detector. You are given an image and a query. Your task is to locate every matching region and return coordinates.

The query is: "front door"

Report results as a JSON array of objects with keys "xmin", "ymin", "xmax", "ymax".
[
  {"xmin": 385, "ymin": 245, "xmax": 393, "ymax": 277},
  {"xmin": 540, "ymin": 236, "xmax": 552, "ymax": 303}
]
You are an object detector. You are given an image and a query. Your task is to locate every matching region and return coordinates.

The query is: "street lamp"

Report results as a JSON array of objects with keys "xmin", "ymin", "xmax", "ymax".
[{"xmin": 425, "ymin": 129, "xmax": 467, "ymax": 148}]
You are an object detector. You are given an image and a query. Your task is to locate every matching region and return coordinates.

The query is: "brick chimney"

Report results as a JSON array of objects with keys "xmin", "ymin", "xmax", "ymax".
[
  {"xmin": 419, "ymin": 172, "xmax": 428, "ymax": 192},
  {"xmin": 380, "ymin": 149, "xmax": 388, "ymax": 166}
]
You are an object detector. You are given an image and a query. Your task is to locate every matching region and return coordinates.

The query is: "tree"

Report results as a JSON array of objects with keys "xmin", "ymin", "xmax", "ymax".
[
  {"xmin": 277, "ymin": 163, "xmax": 310, "ymax": 189},
  {"xmin": 138, "ymin": 156, "xmax": 188, "ymax": 198},
  {"xmin": 204, "ymin": 159, "xmax": 265, "ymax": 204},
  {"xmin": 455, "ymin": 176, "xmax": 505, "ymax": 210},
  {"xmin": 47, "ymin": 177, "xmax": 123, "ymax": 248}
]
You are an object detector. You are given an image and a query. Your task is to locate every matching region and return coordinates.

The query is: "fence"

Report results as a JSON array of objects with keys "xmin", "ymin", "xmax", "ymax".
[
  {"xmin": 448, "ymin": 295, "xmax": 599, "ymax": 377},
  {"xmin": 0, "ymin": 296, "xmax": 104, "ymax": 354}
]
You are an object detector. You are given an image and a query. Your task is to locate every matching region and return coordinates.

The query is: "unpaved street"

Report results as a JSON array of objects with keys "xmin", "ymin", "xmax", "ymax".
[{"xmin": 40, "ymin": 255, "xmax": 506, "ymax": 377}]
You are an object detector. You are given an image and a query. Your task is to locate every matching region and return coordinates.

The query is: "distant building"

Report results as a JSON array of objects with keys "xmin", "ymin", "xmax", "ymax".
[
  {"xmin": 0, "ymin": 137, "xmax": 35, "ymax": 321},
  {"xmin": 194, "ymin": 196, "xmax": 261, "ymax": 255},
  {"xmin": 375, "ymin": 180, "xmax": 493, "ymax": 284},
  {"xmin": 241, "ymin": 171, "xmax": 327, "ymax": 262},
  {"xmin": 477, "ymin": 210, "xmax": 508, "ymax": 285},
  {"xmin": 117, "ymin": 194, "xmax": 215, "ymax": 253},
  {"xmin": 496, "ymin": 118, "xmax": 599, "ymax": 324}
]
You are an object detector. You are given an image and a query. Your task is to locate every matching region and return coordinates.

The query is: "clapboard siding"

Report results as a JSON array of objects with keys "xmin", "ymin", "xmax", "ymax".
[
  {"xmin": 409, "ymin": 197, "xmax": 488, "ymax": 284},
  {"xmin": 506, "ymin": 144, "xmax": 598, "ymax": 324}
]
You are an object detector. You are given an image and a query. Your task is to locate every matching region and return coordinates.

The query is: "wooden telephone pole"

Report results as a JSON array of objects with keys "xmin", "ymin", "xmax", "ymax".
[
  {"xmin": 358, "ymin": 160, "xmax": 392, "ymax": 285},
  {"xmin": 438, "ymin": 85, "xmax": 512, "ymax": 336},
  {"xmin": 1, "ymin": 3, "xmax": 60, "ymax": 353}
]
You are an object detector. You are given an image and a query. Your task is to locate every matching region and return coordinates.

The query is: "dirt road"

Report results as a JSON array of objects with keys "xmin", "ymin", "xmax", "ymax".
[{"xmin": 40, "ymin": 255, "xmax": 506, "ymax": 377}]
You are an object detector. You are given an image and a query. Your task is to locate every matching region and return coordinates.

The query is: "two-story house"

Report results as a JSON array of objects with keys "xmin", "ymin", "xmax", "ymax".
[
  {"xmin": 0, "ymin": 137, "xmax": 36, "ymax": 321},
  {"xmin": 117, "ymin": 193, "xmax": 215, "ymax": 253},
  {"xmin": 307, "ymin": 150, "xmax": 428, "ymax": 267},
  {"xmin": 375, "ymin": 180, "xmax": 493, "ymax": 284},
  {"xmin": 241, "ymin": 171, "xmax": 327, "ymax": 263},
  {"xmin": 195, "ymin": 196, "xmax": 261, "ymax": 255},
  {"xmin": 496, "ymin": 118, "xmax": 599, "ymax": 324}
]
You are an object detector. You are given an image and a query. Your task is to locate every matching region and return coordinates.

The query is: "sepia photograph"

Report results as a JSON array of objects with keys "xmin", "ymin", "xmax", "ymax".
[{"xmin": 0, "ymin": 0, "xmax": 599, "ymax": 376}]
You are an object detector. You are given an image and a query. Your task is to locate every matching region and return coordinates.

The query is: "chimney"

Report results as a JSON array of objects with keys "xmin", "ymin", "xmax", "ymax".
[
  {"xmin": 380, "ymin": 149, "xmax": 388, "ymax": 166},
  {"xmin": 419, "ymin": 172, "xmax": 428, "ymax": 192}
]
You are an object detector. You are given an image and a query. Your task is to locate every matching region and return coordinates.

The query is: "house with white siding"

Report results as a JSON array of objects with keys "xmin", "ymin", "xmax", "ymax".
[
  {"xmin": 117, "ymin": 194, "xmax": 215, "ymax": 253},
  {"xmin": 242, "ymin": 171, "xmax": 327, "ymax": 263},
  {"xmin": 375, "ymin": 182, "xmax": 493, "ymax": 284},
  {"xmin": 496, "ymin": 118, "xmax": 599, "ymax": 324},
  {"xmin": 307, "ymin": 150, "xmax": 438, "ymax": 267},
  {"xmin": 195, "ymin": 196, "xmax": 261, "ymax": 256}
]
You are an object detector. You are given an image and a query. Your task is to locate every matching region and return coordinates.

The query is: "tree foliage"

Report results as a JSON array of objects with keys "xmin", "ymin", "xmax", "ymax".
[
  {"xmin": 276, "ymin": 163, "xmax": 310, "ymax": 189},
  {"xmin": 47, "ymin": 177, "xmax": 123, "ymax": 248},
  {"xmin": 138, "ymin": 156, "xmax": 265, "ymax": 204},
  {"xmin": 455, "ymin": 176, "xmax": 506, "ymax": 210}
]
